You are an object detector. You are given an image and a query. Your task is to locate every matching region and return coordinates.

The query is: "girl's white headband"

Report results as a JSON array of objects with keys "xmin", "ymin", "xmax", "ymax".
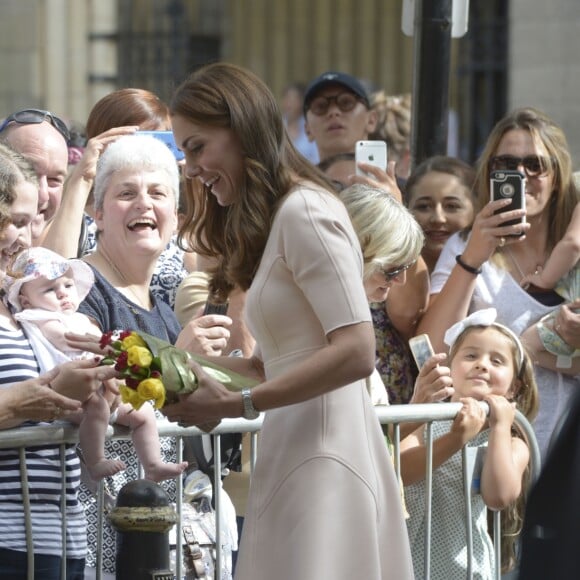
[{"xmin": 443, "ymin": 308, "xmax": 525, "ymax": 375}]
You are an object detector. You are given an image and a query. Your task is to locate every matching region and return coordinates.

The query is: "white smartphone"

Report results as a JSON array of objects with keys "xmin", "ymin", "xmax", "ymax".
[
  {"xmin": 408, "ymin": 333, "xmax": 435, "ymax": 371},
  {"xmin": 355, "ymin": 140, "xmax": 387, "ymax": 176}
]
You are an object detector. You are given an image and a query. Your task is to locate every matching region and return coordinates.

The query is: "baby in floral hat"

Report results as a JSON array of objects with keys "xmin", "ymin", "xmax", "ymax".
[{"xmin": 3, "ymin": 247, "xmax": 187, "ymax": 482}]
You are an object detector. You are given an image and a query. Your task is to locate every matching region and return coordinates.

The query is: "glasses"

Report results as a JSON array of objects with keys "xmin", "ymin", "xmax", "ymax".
[
  {"xmin": 307, "ymin": 92, "xmax": 364, "ymax": 116},
  {"xmin": 381, "ymin": 261, "xmax": 416, "ymax": 282},
  {"xmin": 0, "ymin": 109, "xmax": 70, "ymax": 141},
  {"xmin": 489, "ymin": 155, "xmax": 551, "ymax": 177}
]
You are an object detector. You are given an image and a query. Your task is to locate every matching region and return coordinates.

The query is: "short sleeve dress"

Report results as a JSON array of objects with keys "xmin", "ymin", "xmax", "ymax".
[{"xmin": 234, "ymin": 185, "xmax": 414, "ymax": 580}]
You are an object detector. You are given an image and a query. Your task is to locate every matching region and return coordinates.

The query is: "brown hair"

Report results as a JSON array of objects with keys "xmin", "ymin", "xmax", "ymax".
[
  {"xmin": 85, "ymin": 88, "xmax": 171, "ymax": 138},
  {"xmin": 0, "ymin": 142, "xmax": 38, "ymax": 233},
  {"xmin": 405, "ymin": 155, "xmax": 476, "ymax": 206},
  {"xmin": 171, "ymin": 62, "xmax": 334, "ymax": 301},
  {"xmin": 473, "ymin": 107, "xmax": 579, "ymax": 253},
  {"xmin": 368, "ymin": 91, "xmax": 412, "ymax": 164}
]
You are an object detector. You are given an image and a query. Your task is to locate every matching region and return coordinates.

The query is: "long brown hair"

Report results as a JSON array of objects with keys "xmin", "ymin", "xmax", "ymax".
[
  {"xmin": 472, "ymin": 107, "xmax": 579, "ymax": 253},
  {"xmin": 171, "ymin": 62, "xmax": 334, "ymax": 300}
]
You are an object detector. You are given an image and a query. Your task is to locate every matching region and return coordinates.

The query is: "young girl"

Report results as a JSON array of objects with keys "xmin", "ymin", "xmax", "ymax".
[
  {"xmin": 3, "ymin": 247, "xmax": 187, "ymax": 482},
  {"xmin": 401, "ymin": 308, "xmax": 539, "ymax": 579},
  {"xmin": 521, "ymin": 201, "xmax": 580, "ymax": 370}
]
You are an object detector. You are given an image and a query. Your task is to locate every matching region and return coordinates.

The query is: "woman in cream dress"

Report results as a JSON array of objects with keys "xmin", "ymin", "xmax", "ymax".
[{"xmin": 164, "ymin": 63, "xmax": 415, "ymax": 579}]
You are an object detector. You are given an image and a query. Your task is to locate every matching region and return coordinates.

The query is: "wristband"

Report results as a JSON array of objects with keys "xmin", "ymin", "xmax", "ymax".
[{"xmin": 455, "ymin": 255, "xmax": 482, "ymax": 275}]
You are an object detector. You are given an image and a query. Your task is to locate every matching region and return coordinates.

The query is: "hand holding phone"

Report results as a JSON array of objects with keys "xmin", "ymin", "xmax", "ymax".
[
  {"xmin": 355, "ymin": 140, "xmax": 387, "ymax": 177},
  {"xmin": 202, "ymin": 302, "xmax": 229, "ymax": 316},
  {"xmin": 490, "ymin": 170, "xmax": 526, "ymax": 235},
  {"xmin": 409, "ymin": 333, "xmax": 435, "ymax": 371}
]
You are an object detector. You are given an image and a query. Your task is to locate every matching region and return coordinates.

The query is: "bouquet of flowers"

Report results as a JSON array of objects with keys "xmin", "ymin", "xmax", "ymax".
[{"xmin": 100, "ymin": 330, "xmax": 258, "ymax": 411}]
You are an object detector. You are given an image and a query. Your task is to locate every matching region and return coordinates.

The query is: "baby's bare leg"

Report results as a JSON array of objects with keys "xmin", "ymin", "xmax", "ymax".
[
  {"xmin": 79, "ymin": 392, "xmax": 126, "ymax": 480},
  {"xmin": 116, "ymin": 403, "xmax": 188, "ymax": 482}
]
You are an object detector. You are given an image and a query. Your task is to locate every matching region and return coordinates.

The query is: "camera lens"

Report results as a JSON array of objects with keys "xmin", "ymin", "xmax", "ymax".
[{"xmin": 500, "ymin": 183, "xmax": 515, "ymax": 197}]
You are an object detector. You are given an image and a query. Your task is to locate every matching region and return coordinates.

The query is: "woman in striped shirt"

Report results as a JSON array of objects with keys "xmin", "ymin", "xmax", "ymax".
[{"xmin": 0, "ymin": 142, "xmax": 115, "ymax": 580}]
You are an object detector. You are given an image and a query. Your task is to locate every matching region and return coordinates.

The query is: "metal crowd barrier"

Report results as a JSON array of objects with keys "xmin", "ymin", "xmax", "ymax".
[{"xmin": 0, "ymin": 403, "xmax": 540, "ymax": 580}]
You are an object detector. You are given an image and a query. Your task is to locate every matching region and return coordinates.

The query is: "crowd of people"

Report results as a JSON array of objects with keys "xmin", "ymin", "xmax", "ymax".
[{"xmin": 0, "ymin": 61, "xmax": 578, "ymax": 580}]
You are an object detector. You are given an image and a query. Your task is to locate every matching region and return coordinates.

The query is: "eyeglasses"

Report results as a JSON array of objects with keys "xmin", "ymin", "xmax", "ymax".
[
  {"xmin": 0, "ymin": 109, "xmax": 70, "ymax": 141},
  {"xmin": 381, "ymin": 260, "xmax": 416, "ymax": 282},
  {"xmin": 307, "ymin": 92, "xmax": 364, "ymax": 116},
  {"xmin": 489, "ymin": 155, "xmax": 551, "ymax": 177}
]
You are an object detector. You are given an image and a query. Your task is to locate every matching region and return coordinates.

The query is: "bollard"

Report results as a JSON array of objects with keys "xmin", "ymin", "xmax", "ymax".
[{"xmin": 108, "ymin": 479, "xmax": 178, "ymax": 580}]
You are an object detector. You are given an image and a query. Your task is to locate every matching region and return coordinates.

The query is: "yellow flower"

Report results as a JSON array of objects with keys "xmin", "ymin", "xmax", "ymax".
[
  {"xmin": 120, "ymin": 385, "xmax": 147, "ymax": 410},
  {"xmin": 122, "ymin": 332, "xmax": 147, "ymax": 349},
  {"xmin": 138, "ymin": 378, "xmax": 166, "ymax": 409},
  {"xmin": 127, "ymin": 345, "xmax": 153, "ymax": 368}
]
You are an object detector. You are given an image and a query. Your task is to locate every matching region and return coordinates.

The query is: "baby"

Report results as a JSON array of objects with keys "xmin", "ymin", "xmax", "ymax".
[
  {"xmin": 4, "ymin": 247, "xmax": 187, "ymax": 482},
  {"xmin": 521, "ymin": 201, "xmax": 580, "ymax": 369}
]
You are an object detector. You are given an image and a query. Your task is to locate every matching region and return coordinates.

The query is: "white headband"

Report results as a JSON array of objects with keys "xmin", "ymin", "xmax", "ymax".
[{"xmin": 444, "ymin": 308, "xmax": 525, "ymax": 375}]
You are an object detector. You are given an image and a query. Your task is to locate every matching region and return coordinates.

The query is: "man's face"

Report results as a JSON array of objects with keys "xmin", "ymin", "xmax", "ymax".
[
  {"xmin": 305, "ymin": 83, "xmax": 377, "ymax": 162},
  {"xmin": 5, "ymin": 122, "xmax": 68, "ymax": 238}
]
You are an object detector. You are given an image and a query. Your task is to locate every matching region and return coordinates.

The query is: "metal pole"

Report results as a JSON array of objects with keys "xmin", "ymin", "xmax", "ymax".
[{"xmin": 410, "ymin": 0, "xmax": 453, "ymax": 169}]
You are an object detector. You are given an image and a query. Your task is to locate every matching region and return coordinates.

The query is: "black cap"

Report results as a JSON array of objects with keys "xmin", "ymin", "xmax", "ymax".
[{"xmin": 303, "ymin": 72, "xmax": 370, "ymax": 114}]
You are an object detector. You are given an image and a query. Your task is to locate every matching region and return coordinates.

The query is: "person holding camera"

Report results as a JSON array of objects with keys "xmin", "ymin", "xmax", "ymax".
[{"xmin": 417, "ymin": 106, "xmax": 580, "ymax": 460}]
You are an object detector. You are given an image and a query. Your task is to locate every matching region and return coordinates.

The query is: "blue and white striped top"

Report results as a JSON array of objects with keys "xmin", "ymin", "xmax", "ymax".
[{"xmin": 0, "ymin": 323, "xmax": 86, "ymax": 558}]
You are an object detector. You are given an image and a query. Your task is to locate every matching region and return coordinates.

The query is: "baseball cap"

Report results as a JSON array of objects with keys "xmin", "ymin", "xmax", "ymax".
[{"xmin": 303, "ymin": 72, "xmax": 371, "ymax": 114}]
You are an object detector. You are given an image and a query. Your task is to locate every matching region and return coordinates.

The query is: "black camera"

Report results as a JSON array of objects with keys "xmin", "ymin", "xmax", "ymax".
[{"xmin": 490, "ymin": 170, "xmax": 526, "ymax": 236}]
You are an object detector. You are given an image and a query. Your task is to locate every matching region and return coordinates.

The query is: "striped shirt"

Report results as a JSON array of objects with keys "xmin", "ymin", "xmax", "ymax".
[{"xmin": 0, "ymin": 324, "xmax": 86, "ymax": 558}]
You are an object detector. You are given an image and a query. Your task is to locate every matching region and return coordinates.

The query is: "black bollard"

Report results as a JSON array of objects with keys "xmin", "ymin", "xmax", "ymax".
[{"xmin": 108, "ymin": 479, "xmax": 178, "ymax": 580}]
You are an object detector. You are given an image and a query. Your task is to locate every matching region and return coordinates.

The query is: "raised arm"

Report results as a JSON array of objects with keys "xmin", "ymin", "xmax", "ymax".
[
  {"xmin": 400, "ymin": 397, "xmax": 486, "ymax": 485},
  {"xmin": 417, "ymin": 199, "xmax": 529, "ymax": 351},
  {"xmin": 480, "ymin": 394, "xmax": 529, "ymax": 510},
  {"xmin": 42, "ymin": 126, "xmax": 138, "ymax": 257}
]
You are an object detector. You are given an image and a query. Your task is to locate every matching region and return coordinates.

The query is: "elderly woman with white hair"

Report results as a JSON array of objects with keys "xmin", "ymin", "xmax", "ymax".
[{"xmin": 74, "ymin": 134, "xmax": 231, "ymax": 577}]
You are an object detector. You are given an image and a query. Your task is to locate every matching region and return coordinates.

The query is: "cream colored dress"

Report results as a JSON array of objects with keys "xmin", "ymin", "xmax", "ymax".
[{"xmin": 235, "ymin": 185, "xmax": 414, "ymax": 580}]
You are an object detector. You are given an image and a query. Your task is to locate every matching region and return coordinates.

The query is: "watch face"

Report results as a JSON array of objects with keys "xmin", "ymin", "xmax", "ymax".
[{"xmin": 243, "ymin": 389, "xmax": 259, "ymax": 419}]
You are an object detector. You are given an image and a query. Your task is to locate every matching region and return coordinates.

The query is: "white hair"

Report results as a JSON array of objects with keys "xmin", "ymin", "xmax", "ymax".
[{"xmin": 93, "ymin": 134, "xmax": 180, "ymax": 211}]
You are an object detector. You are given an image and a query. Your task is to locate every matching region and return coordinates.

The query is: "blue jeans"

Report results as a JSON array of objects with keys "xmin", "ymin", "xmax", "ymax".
[{"xmin": 0, "ymin": 547, "xmax": 85, "ymax": 580}]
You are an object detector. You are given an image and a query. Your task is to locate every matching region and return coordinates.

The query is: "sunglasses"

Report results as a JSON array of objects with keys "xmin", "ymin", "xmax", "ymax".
[
  {"xmin": 489, "ymin": 155, "xmax": 550, "ymax": 177},
  {"xmin": 381, "ymin": 260, "xmax": 416, "ymax": 282},
  {"xmin": 307, "ymin": 92, "xmax": 365, "ymax": 116},
  {"xmin": 0, "ymin": 108, "xmax": 70, "ymax": 141}
]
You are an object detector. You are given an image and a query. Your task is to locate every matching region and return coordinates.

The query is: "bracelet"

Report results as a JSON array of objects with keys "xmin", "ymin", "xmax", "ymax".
[{"xmin": 455, "ymin": 255, "xmax": 482, "ymax": 275}]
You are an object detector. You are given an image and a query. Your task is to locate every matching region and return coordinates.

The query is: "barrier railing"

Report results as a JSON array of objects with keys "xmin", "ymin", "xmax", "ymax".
[{"xmin": 0, "ymin": 403, "xmax": 540, "ymax": 580}]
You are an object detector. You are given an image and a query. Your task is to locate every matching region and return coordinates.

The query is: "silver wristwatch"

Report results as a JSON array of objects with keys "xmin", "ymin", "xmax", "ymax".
[{"xmin": 241, "ymin": 388, "xmax": 259, "ymax": 420}]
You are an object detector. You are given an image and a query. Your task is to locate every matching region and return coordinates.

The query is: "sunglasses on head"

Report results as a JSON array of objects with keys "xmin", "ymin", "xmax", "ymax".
[
  {"xmin": 489, "ymin": 154, "xmax": 550, "ymax": 177},
  {"xmin": 0, "ymin": 109, "xmax": 70, "ymax": 141},
  {"xmin": 307, "ymin": 92, "xmax": 365, "ymax": 116},
  {"xmin": 381, "ymin": 260, "xmax": 416, "ymax": 282}
]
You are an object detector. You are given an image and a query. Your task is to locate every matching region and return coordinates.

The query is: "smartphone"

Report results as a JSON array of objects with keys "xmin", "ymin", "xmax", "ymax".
[
  {"xmin": 202, "ymin": 302, "xmax": 229, "ymax": 316},
  {"xmin": 490, "ymin": 170, "xmax": 526, "ymax": 236},
  {"xmin": 137, "ymin": 130, "xmax": 185, "ymax": 161},
  {"xmin": 408, "ymin": 334, "xmax": 435, "ymax": 371},
  {"xmin": 355, "ymin": 140, "xmax": 387, "ymax": 177}
]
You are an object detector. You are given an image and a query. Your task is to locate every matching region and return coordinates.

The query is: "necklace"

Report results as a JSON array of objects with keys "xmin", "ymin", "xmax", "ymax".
[
  {"xmin": 96, "ymin": 245, "xmax": 152, "ymax": 312},
  {"xmin": 505, "ymin": 247, "xmax": 543, "ymax": 289}
]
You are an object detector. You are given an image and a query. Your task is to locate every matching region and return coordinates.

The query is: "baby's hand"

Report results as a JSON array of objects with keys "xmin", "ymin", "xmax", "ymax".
[
  {"xmin": 485, "ymin": 394, "xmax": 515, "ymax": 429},
  {"xmin": 520, "ymin": 269, "xmax": 551, "ymax": 290},
  {"xmin": 451, "ymin": 397, "xmax": 486, "ymax": 444}
]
